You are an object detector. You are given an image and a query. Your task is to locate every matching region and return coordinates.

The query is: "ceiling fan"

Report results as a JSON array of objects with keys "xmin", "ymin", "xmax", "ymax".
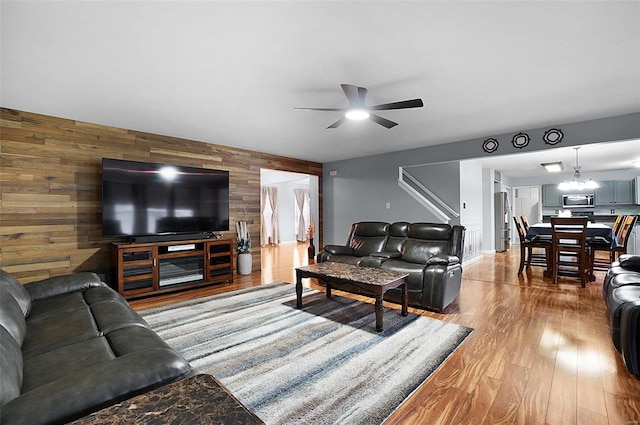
[{"xmin": 295, "ymin": 84, "xmax": 424, "ymax": 129}]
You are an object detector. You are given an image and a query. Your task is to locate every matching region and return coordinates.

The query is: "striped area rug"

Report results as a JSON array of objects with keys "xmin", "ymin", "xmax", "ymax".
[{"xmin": 140, "ymin": 283, "xmax": 473, "ymax": 425}]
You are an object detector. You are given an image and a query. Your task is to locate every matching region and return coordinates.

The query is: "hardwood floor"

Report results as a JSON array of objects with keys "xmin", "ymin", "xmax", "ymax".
[{"xmin": 129, "ymin": 243, "xmax": 640, "ymax": 425}]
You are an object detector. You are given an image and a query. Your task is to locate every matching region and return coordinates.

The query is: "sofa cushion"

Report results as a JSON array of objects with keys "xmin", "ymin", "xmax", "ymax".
[
  {"xmin": 107, "ymin": 325, "xmax": 180, "ymax": 356},
  {"xmin": 402, "ymin": 239, "xmax": 449, "ymax": 264},
  {"xmin": 91, "ymin": 300, "xmax": 150, "ymax": 334},
  {"xmin": 22, "ymin": 305, "xmax": 100, "ymax": 359},
  {"xmin": 407, "ymin": 223, "xmax": 453, "ymax": 240},
  {"xmin": 27, "ymin": 291, "xmax": 90, "ymax": 322},
  {"xmin": 0, "ymin": 287, "xmax": 27, "ymax": 345},
  {"xmin": 22, "ymin": 336, "xmax": 115, "ymax": 392},
  {"xmin": 350, "ymin": 222, "xmax": 389, "ymax": 257},
  {"xmin": 0, "ymin": 326, "xmax": 23, "ymax": 406},
  {"xmin": 352, "ymin": 221, "xmax": 389, "ymax": 237},
  {"xmin": 24, "ymin": 272, "xmax": 104, "ymax": 301},
  {"xmin": 1, "ymin": 348, "xmax": 191, "ymax": 425},
  {"xmin": 386, "ymin": 222, "xmax": 409, "ymax": 253},
  {"xmin": 0, "ymin": 270, "xmax": 31, "ymax": 317}
]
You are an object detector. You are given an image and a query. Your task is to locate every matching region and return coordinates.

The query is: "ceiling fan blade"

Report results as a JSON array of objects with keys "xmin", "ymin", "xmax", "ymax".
[
  {"xmin": 369, "ymin": 114, "xmax": 398, "ymax": 129},
  {"xmin": 357, "ymin": 86, "xmax": 368, "ymax": 104},
  {"xmin": 340, "ymin": 84, "xmax": 361, "ymax": 105},
  {"xmin": 294, "ymin": 107, "xmax": 347, "ymax": 112},
  {"xmin": 327, "ymin": 117, "xmax": 347, "ymax": 129},
  {"xmin": 369, "ymin": 98, "xmax": 424, "ymax": 111}
]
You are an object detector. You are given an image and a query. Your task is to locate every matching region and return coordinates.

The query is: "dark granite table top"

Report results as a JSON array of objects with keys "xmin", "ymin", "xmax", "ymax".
[
  {"xmin": 296, "ymin": 261, "xmax": 408, "ymax": 286},
  {"xmin": 69, "ymin": 374, "xmax": 264, "ymax": 425}
]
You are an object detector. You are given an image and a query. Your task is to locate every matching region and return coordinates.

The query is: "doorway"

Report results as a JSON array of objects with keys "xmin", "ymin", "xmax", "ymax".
[
  {"xmin": 512, "ymin": 186, "xmax": 541, "ymax": 244},
  {"xmin": 260, "ymin": 169, "xmax": 319, "ymax": 247}
]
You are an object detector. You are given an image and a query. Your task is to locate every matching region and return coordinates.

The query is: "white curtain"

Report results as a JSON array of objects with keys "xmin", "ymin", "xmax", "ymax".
[
  {"xmin": 261, "ymin": 186, "xmax": 280, "ymax": 245},
  {"xmin": 294, "ymin": 188, "xmax": 310, "ymax": 242}
]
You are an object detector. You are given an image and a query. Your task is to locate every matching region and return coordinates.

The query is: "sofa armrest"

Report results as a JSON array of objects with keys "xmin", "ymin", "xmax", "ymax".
[
  {"xmin": 619, "ymin": 255, "xmax": 640, "ymax": 273},
  {"xmin": 24, "ymin": 273, "xmax": 105, "ymax": 301},
  {"xmin": 426, "ymin": 255, "xmax": 460, "ymax": 266},
  {"xmin": 359, "ymin": 256, "xmax": 385, "ymax": 268},
  {"xmin": 322, "ymin": 245, "xmax": 354, "ymax": 256},
  {"xmin": 370, "ymin": 251, "xmax": 401, "ymax": 259},
  {"xmin": 0, "ymin": 348, "xmax": 191, "ymax": 425}
]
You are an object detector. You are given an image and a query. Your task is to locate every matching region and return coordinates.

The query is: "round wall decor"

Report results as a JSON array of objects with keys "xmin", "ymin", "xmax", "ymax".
[
  {"xmin": 483, "ymin": 138, "xmax": 499, "ymax": 153},
  {"xmin": 543, "ymin": 128, "xmax": 563, "ymax": 145},
  {"xmin": 511, "ymin": 132, "xmax": 530, "ymax": 149}
]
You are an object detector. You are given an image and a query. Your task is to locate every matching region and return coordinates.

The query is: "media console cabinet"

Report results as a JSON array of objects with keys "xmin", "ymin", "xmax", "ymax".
[{"xmin": 112, "ymin": 238, "xmax": 234, "ymax": 299}]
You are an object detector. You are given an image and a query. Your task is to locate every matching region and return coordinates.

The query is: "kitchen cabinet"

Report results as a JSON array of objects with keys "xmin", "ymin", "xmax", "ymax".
[
  {"xmin": 542, "ymin": 184, "xmax": 562, "ymax": 207},
  {"xmin": 614, "ymin": 180, "xmax": 635, "ymax": 204},
  {"xmin": 595, "ymin": 181, "xmax": 614, "ymax": 204},
  {"xmin": 595, "ymin": 180, "xmax": 635, "ymax": 205}
]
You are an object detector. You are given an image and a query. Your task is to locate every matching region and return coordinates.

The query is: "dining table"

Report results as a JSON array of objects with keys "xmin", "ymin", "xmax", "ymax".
[
  {"xmin": 524, "ymin": 222, "xmax": 618, "ymax": 279},
  {"xmin": 525, "ymin": 222, "xmax": 619, "ymax": 248}
]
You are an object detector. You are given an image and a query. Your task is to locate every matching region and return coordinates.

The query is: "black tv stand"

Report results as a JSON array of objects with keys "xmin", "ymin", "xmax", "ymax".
[{"xmin": 128, "ymin": 233, "xmax": 211, "ymax": 243}]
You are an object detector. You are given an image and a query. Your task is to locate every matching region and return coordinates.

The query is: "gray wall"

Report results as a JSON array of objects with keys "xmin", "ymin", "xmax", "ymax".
[{"xmin": 322, "ymin": 112, "xmax": 640, "ymax": 245}]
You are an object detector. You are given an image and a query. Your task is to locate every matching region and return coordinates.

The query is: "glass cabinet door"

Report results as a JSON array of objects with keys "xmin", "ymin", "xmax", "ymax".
[
  {"xmin": 207, "ymin": 241, "xmax": 232, "ymax": 280},
  {"xmin": 119, "ymin": 247, "xmax": 156, "ymax": 293}
]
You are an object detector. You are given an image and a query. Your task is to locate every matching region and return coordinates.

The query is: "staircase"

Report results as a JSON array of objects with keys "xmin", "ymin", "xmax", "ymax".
[{"xmin": 398, "ymin": 167, "xmax": 460, "ymax": 224}]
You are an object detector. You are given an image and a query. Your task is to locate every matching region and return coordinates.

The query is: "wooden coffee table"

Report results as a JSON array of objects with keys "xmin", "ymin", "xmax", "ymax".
[{"xmin": 295, "ymin": 262, "xmax": 409, "ymax": 332}]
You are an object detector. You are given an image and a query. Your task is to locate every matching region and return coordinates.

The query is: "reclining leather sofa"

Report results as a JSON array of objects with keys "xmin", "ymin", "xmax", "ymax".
[
  {"xmin": 0, "ymin": 269, "xmax": 192, "ymax": 425},
  {"xmin": 602, "ymin": 254, "xmax": 640, "ymax": 378},
  {"xmin": 317, "ymin": 221, "xmax": 465, "ymax": 312}
]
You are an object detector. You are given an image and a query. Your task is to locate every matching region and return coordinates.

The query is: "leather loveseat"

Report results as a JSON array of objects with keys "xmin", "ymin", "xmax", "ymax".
[
  {"xmin": 602, "ymin": 255, "xmax": 640, "ymax": 378},
  {"xmin": 317, "ymin": 222, "xmax": 465, "ymax": 312},
  {"xmin": 0, "ymin": 269, "xmax": 192, "ymax": 425}
]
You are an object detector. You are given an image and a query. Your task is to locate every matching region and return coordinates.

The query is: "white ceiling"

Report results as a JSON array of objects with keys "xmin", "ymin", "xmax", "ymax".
[{"xmin": 2, "ymin": 1, "xmax": 639, "ymax": 170}]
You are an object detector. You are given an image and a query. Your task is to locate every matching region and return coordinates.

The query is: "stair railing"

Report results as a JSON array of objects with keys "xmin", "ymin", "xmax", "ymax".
[{"xmin": 398, "ymin": 167, "xmax": 460, "ymax": 223}]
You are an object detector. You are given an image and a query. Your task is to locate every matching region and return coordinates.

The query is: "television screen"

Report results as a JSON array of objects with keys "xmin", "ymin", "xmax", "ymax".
[{"xmin": 102, "ymin": 158, "xmax": 230, "ymax": 237}]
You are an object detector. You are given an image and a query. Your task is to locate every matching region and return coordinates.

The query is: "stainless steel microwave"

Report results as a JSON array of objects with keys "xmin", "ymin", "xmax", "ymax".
[{"xmin": 562, "ymin": 193, "xmax": 595, "ymax": 208}]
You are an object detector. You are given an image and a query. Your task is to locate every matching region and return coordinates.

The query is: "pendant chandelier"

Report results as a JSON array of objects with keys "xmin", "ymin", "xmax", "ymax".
[{"xmin": 558, "ymin": 147, "xmax": 599, "ymax": 191}]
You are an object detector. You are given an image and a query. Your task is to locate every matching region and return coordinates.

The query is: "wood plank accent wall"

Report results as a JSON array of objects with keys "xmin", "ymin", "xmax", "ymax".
[{"xmin": 0, "ymin": 108, "xmax": 323, "ymax": 283}]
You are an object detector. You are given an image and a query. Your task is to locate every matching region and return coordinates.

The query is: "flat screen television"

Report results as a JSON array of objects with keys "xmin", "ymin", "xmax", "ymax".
[{"xmin": 101, "ymin": 158, "xmax": 230, "ymax": 238}]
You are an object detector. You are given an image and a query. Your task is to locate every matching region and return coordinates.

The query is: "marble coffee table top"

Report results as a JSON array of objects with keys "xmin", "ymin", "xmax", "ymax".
[{"xmin": 296, "ymin": 262, "xmax": 408, "ymax": 286}]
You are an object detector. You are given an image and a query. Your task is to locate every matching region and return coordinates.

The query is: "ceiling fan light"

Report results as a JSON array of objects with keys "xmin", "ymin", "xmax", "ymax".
[{"xmin": 345, "ymin": 109, "xmax": 370, "ymax": 121}]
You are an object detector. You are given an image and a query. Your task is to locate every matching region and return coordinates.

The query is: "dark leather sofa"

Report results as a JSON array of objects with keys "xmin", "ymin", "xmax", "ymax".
[
  {"xmin": 602, "ymin": 255, "xmax": 640, "ymax": 378},
  {"xmin": 0, "ymin": 269, "xmax": 192, "ymax": 425},
  {"xmin": 317, "ymin": 221, "xmax": 465, "ymax": 312}
]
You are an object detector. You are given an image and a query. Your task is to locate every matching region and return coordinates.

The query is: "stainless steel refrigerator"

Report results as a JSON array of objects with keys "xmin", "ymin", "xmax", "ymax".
[{"xmin": 495, "ymin": 192, "xmax": 511, "ymax": 252}]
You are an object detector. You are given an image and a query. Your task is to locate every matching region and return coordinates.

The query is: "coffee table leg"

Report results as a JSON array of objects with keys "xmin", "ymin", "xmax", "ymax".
[
  {"xmin": 401, "ymin": 281, "xmax": 408, "ymax": 317},
  {"xmin": 296, "ymin": 273, "xmax": 303, "ymax": 308},
  {"xmin": 326, "ymin": 280, "xmax": 332, "ymax": 298},
  {"xmin": 375, "ymin": 296, "xmax": 384, "ymax": 332}
]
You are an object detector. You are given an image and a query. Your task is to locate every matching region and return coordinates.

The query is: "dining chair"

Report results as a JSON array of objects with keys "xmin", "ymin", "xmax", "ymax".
[
  {"xmin": 591, "ymin": 215, "xmax": 627, "ymax": 271},
  {"xmin": 612, "ymin": 214, "xmax": 625, "ymax": 238},
  {"xmin": 520, "ymin": 215, "xmax": 531, "ymax": 233},
  {"xmin": 550, "ymin": 217, "xmax": 591, "ymax": 287},
  {"xmin": 611, "ymin": 215, "xmax": 638, "ymax": 261},
  {"xmin": 514, "ymin": 216, "xmax": 550, "ymax": 275}
]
